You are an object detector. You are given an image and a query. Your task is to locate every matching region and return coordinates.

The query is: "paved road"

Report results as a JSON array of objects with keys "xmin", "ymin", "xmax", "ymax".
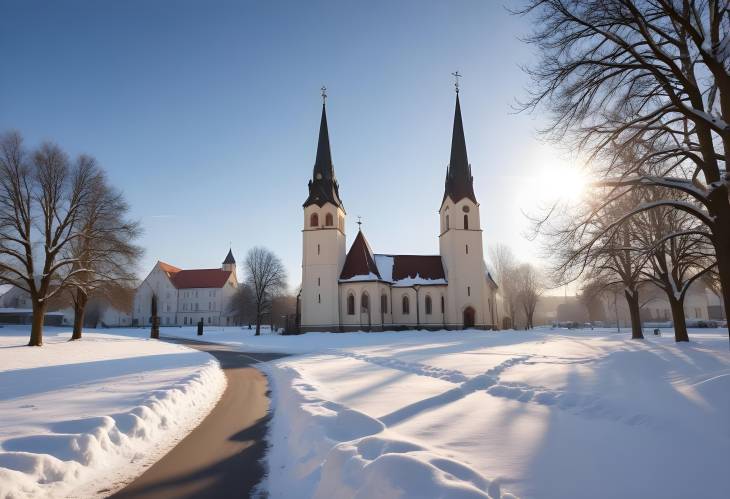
[{"xmin": 111, "ymin": 337, "xmax": 288, "ymax": 499}]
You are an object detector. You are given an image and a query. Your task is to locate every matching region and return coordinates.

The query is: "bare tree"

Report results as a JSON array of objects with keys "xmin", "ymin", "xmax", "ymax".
[
  {"xmin": 515, "ymin": 263, "xmax": 544, "ymax": 329},
  {"xmin": 62, "ymin": 170, "xmax": 142, "ymax": 340},
  {"xmin": 517, "ymin": 0, "xmax": 730, "ymax": 339},
  {"xmin": 633, "ymin": 189, "xmax": 716, "ymax": 341},
  {"xmin": 579, "ymin": 279, "xmax": 609, "ymax": 323},
  {"xmin": 228, "ymin": 283, "xmax": 256, "ymax": 326},
  {"xmin": 0, "ymin": 132, "xmax": 97, "ymax": 346},
  {"xmin": 244, "ymin": 247, "xmax": 288, "ymax": 336},
  {"xmin": 489, "ymin": 244, "xmax": 520, "ymax": 328}
]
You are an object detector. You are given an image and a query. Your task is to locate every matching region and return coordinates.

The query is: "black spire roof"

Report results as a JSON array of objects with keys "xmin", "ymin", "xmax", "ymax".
[
  {"xmin": 442, "ymin": 94, "xmax": 477, "ymax": 206},
  {"xmin": 222, "ymin": 249, "xmax": 235, "ymax": 265},
  {"xmin": 304, "ymin": 103, "xmax": 344, "ymax": 210}
]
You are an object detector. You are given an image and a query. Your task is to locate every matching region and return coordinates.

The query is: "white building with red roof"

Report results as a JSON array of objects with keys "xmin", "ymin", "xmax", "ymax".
[
  {"xmin": 132, "ymin": 250, "xmax": 239, "ymax": 327},
  {"xmin": 300, "ymin": 87, "xmax": 500, "ymax": 332}
]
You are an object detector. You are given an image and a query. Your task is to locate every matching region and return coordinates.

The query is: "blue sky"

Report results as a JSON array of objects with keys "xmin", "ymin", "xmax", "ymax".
[{"xmin": 1, "ymin": 0, "xmax": 573, "ymax": 290}]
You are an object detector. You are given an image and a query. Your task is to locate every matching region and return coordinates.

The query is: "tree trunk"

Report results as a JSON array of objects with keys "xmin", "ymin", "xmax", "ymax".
[
  {"xmin": 624, "ymin": 290, "xmax": 644, "ymax": 339},
  {"xmin": 667, "ymin": 294, "xmax": 689, "ymax": 342},
  {"xmin": 71, "ymin": 290, "xmax": 88, "ymax": 340},
  {"xmin": 29, "ymin": 300, "xmax": 45, "ymax": 346},
  {"xmin": 255, "ymin": 308, "xmax": 261, "ymax": 336},
  {"xmin": 712, "ymin": 209, "xmax": 730, "ymax": 343},
  {"xmin": 150, "ymin": 317, "xmax": 159, "ymax": 339}
]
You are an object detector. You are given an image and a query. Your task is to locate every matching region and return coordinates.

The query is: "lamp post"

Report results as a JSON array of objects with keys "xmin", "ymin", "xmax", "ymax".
[{"xmin": 414, "ymin": 285, "xmax": 421, "ymax": 330}]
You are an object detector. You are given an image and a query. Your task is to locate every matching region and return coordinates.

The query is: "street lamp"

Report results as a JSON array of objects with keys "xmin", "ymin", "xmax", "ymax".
[{"xmin": 414, "ymin": 284, "xmax": 421, "ymax": 330}]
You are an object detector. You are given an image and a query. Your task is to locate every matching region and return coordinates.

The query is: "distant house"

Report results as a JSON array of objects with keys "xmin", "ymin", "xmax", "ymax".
[
  {"xmin": 132, "ymin": 250, "xmax": 239, "ymax": 327},
  {"xmin": 600, "ymin": 281, "xmax": 725, "ymax": 326},
  {"xmin": 0, "ymin": 284, "xmax": 132, "ymax": 327}
]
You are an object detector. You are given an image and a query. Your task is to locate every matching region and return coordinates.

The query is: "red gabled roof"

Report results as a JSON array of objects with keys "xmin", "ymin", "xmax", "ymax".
[
  {"xmin": 391, "ymin": 255, "xmax": 445, "ymax": 281},
  {"xmin": 158, "ymin": 261, "xmax": 182, "ymax": 275},
  {"xmin": 171, "ymin": 269, "xmax": 232, "ymax": 289},
  {"xmin": 340, "ymin": 230, "xmax": 381, "ymax": 280}
]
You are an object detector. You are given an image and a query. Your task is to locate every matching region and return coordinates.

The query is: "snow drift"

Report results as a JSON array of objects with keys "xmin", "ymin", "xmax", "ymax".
[{"xmin": 0, "ymin": 327, "xmax": 226, "ymax": 498}]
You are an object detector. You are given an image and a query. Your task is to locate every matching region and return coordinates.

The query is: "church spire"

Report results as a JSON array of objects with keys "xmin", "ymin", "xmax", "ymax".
[
  {"xmin": 442, "ymin": 88, "xmax": 477, "ymax": 206},
  {"xmin": 304, "ymin": 87, "xmax": 344, "ymax": 209}
]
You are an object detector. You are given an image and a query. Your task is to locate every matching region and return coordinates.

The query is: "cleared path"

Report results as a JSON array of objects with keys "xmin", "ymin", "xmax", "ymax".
[{"xmin": 111, "ymin": 337, "xmax": 287, "ymax": 499}]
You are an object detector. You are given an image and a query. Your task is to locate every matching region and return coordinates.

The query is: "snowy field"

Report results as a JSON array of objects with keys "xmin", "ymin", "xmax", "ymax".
[
  {"xmin": 157, "ymin": 325, "xmax": 730, "ymax": 499},
  {"xmin": 0, "ymin": 325, "xmax": 225, "ymax": 498}
]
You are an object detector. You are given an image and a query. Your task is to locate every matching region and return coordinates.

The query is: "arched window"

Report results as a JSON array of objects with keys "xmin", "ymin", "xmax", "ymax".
[
  {"xmin": 425, "ymin": 295, "xmax": 432, "ymax": 315},
  {"xmin": 445, "ymin": 214, "xmax": 450, "ymax": 230},
  {"xmin": 441, "ymin": 296, "xmax": 445, "ymax": 313},
  {"xmin": 347, "ymin": 294, "xmax": 355, "ymax": 315},
  {"xmin": 381, "ymin": 294, "xmax": 388, "ymax": 314},
  {"xmin": 464, "ymin": 214, "xmax": 469, "ymax": 230},
  {"xmin": 310, "ymin": 213, "xmax": 319, "ymax": 227},
  {"xmin": 325, "ymin": 213, "xmax": 334, "ymax": 226},
  {"xmin": 402, "ymin": 295, "xmax": 410, "ymax": 314},
  {"xmin": 361, "ymin": 293, "xmax": 369, "ymax": 312}
]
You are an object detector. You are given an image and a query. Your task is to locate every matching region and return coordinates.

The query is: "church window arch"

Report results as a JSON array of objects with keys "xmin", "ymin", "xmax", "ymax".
[
  {"xmin": 425, "ymin": 295, "xmax": 432, "ymax": 315},
  {"xmin": 325, "ymin": 213, "xmax": 334, "ymax": 226},
  {"xmin": 317, "ymin": 244, "xmax": 320, "ymax": 255},
  {"xmin": 361, "ymin": 293, "xmax": 369, "ymax": 313},
  {"xmin": 466, "ymin": 244, "xmax": 469, "ymax": 254},
  {"xmin": 440, "ymin": 296, "xmax": 445, "ymax": 314},
  {"xmin": 402, "ymin": 295, "xmax": 410, "ymax": 315},
  {"xmin": 381, "ymin": 294, "xmax": 388, "ymax": 314},
  {"xmin": 310, "ymin": 213, "xmax": 319, "ymax": 227},
  {"xmin": 464, "ymin": 214, "xmax": 469, "ymax": 230},
  {"xmin": 347, "ymin": 293, "xmax": 355, "ymax": 315},
  {"xmin": 467, "ymin": 286, "xmax": 471, "ymax": 297}
]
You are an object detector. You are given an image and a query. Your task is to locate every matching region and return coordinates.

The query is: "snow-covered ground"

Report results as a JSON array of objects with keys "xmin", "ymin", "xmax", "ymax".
[
  {"xmin": 0, "ymin": 325, "xmax": 225, "ymax": 498},
  {"xmin": 156, "ymin": 325, "xmax": 730, "ymax": 499}
]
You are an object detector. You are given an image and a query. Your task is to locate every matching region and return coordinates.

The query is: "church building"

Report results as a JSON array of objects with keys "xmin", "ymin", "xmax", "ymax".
[{"xmin": 300, "ymin": 85, "xmax": 500, "ymax": 332}]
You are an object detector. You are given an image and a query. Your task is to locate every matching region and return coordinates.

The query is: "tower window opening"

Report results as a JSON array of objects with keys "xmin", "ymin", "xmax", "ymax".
[
  {"xmin": 318, "ymin": 294, "xmax": 321, "ymax": 304},
  {"xmin": 317, "ymin": 244, "xmax": 320, "ymax": 255},
  {"xmin": 466, "ymin": 244, "xmax": 469, "ymax": 254},
  {"xmin": 445, "ymin": 214, "xmax": 450, "ymax": 230},
  {"xmin": 310, "ymin": 213, "xmax": 319, "ymax": 227},
  {"xmin": 467, "ymin": 286, "xmax": 471, "ymax": 297},
  {"xmin": 318, "ymin": 277, "xmax": 321, "ymax": 286},
  {"xmin": 464, "ymin": 214, "xmax": 469, "ymax": 230},
  {"xmin": 325, "ymin": 213, "xmax": 334, "ymax": 226}
]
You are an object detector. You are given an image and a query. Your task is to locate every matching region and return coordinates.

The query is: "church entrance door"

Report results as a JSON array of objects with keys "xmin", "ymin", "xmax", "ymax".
[{"xmin": 463, "ymin": 307, "xmax": 475, "ymax": 329}]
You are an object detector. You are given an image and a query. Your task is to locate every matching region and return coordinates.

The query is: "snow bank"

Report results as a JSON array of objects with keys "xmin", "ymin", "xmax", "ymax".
[
  {"xmin": 262, "ymin": 364, "xmax": 514, "ymax": 499},
  {"xmin": 0, "ymin": 326, "xmax": 226, "ymax": 498},
  {"xmin": 255, "ymin": 327, "xmax": 729, "ymax": 499}
]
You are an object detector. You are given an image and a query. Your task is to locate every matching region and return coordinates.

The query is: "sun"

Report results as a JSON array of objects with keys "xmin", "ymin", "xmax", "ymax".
[{"xmin": 536, "ymin": 162, "xmax": 588, "ymax": 203}]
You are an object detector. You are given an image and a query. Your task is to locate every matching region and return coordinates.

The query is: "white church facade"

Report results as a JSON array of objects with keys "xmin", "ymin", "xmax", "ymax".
[{"xmin": 300, "ymin": 89, "xmax": 500, "ymax": 332}]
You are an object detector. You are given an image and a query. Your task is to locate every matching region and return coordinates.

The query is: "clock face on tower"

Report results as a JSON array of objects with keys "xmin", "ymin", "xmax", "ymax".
[{"xmin": 316, "ymin": 173, "xmax": 322, "ymax": 180}]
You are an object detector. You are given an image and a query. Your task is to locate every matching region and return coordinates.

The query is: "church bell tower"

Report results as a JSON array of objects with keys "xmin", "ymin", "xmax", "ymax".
[
  {"xmin": 439, "ymin": 80, "xmax": 490, "ymax": 328},
  {"xmin": 301, "ymin": 88, "xmax": 346, "ymax": 331}
]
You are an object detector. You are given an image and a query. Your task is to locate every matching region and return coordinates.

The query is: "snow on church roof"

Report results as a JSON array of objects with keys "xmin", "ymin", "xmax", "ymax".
[{"xmin": 339, "ymin": 232, "xmax": 446, "ymax": 286}]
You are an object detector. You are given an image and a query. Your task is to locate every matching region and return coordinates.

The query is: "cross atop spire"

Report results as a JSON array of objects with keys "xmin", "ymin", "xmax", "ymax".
[
  {"xmin": 356, "ymin": 216, "xmax": 362, "ymax": 231},
  {"xmin": 451, "ymin": 71, "xmax": 462, "ymax": 94},
  {"xmin": 321, "ymin": 85, "xmax": 327, "ymax": 104}
]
